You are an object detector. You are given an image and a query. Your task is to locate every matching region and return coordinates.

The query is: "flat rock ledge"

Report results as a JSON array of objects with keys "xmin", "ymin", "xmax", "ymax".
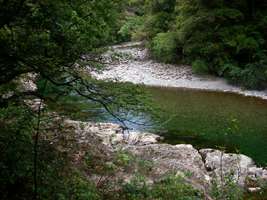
[{"xmin": 66, "ymin": 120, "xmax": 267, "ymax": 193}]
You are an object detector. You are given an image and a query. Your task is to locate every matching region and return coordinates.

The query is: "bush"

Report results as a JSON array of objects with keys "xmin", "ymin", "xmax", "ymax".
[
  {"xmin": 192, "ymin": 59, "xmax": 209, "ymax": 74},
  {"xmin": 211, "ymin": 172, "xmax": 244, "ymax": 200},
  {"xmin": 227, "ymin": 62, "xmax": 267, "ymax": 89},
  {"xmin": 121, "ymin": 175, "xmax": 203, "ymax": 200},
  {"xmin": 0, "ymin": 103, "xmax": 102, "ymax": 200},
  {"xmin": 142, "ymin": 0, "xmax": 267, "ymax": 89},
  {"xmin": 118, "ymin": 16, "xmax": 145, "ymax": 42},
  {"xmin": 150, "ymin": 32, "xmax": 178, "ymax": 63},
  {"xmin": 144, "ymin": 12, "xmax": 174, "ymax": 39}
]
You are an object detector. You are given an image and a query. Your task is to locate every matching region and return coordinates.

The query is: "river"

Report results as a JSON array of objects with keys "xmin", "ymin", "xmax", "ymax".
[{"xmin": 90, "ymin": 42, "xmax": 267, "ymax": 166}]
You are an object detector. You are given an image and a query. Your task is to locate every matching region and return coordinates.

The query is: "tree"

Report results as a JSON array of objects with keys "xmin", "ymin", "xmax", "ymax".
[
  {"xmin": 0, "ymin": 0, "xmax": 120, "ymax": 83},
  {"xmin": 0, "ymin": 1, "xmax": 152, "ymax": 199},
  {"xmin": 137, "ymin": 0, "xmax": 267, "ymax": 89},
  {"xmin": 0, "ymin": 0, "xmax": 149, "ymax": 122}
]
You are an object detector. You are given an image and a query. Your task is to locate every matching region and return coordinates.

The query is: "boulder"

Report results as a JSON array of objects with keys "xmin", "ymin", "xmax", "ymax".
[
  {"xmin": 199, "ymin": 148, "xmax": 267, "ymax": 190},
  {"xmin": 125, "ymin": 144, "xmax": 210, "ymax": 187},
  {"xmin": 65, "ymin": 120, "xmax": 160, "ymax": 146},
  {"xmin": 65, "ymin": 120, "xmax": 267, "ymax": 192}
]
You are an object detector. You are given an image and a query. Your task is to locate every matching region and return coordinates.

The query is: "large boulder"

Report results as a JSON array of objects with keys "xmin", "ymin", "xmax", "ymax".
[
  {"xmin": 125, "ymin": 144, "xmax": 210, "ymax": 185},
  {"xmin": 65, "ymin": 120, "xmax": 267, "ymax": 193},
  {"xmin": 199, "ymin": 149, "xmax": 267, "ymax": 191},
  {"xmin": 65, "ymin": 120, "xmax": 160, "ymax": 146}
]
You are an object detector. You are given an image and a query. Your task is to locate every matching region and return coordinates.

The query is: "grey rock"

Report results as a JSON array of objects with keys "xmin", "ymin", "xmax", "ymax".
[
  {"xmin": 66, "ymin": 120, "xmax": 267, "ymax": 192},
  {"xmin": 247, "ymin": 187, "xmax": 262, "ymax": 193},
  {"xmin": 125, "ymin": 144, "xmax": 209, "ymax": 183},
  {"xmin": 199, "ymin": 148, "xmax": 266, "ymax": 188}
]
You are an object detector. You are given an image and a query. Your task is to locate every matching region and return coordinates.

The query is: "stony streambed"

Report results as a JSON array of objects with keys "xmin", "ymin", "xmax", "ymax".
[{"xmin": 91, "ymin": 42, "xmax": 267, "ymax": 100}]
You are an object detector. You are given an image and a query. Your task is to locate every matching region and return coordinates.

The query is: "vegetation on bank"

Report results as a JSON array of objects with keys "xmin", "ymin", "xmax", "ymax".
[
  {"xmin": 0, "ymin": 105, "xmax": 245, "ymax": 200},
  {"xmin": 0, "ymin": 0, "xmax": 151, "ymax": 199},
  {"xmin": 120, "ymin": 0, "xmax": 267, "ymax": 89}
]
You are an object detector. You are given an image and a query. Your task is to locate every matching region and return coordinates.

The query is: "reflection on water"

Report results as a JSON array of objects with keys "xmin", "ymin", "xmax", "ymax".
[
  {"xmin": 87, "ymin": 86, "xmax": 267, "ymax": 166},
  {"xmin": 147, "ymin": 87, "xmax": 267, "ymax": 166}
]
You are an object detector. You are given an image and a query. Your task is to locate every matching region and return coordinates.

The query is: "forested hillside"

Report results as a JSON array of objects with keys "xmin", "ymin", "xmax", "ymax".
[{"xmin": 121, "ymin": 0, "xmax": 267, "ymax": 89}]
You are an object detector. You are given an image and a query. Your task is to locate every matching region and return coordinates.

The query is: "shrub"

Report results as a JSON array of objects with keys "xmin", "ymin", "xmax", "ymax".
[
  {"xmin": 151, "ymin": 176, "xmax": 203, "ymax": 199},
  {"xmin": 227, "ymin": 62, "xmax": 267, "ymax": 89},
  {"xmin": 150, "ymin": 32, "xmax": 178, "ymax": 63},
  {"xmin": 211, "ymin": 172, "xmax": 244, "ymax": 200},
  {"xmin": 192, "ymin": 59, "xmax": 209, "ymax": 74},
  {"xmin": 121, "ymin": 175, "xmax": 203, "ymax": 200},
  {"xmin": 144, "ymin": 12, "xmax": 175, "ymax": 38},
  {"xmin": 118, "ymin": 16, "xmax": 145, "ymax": 42},
  {"xmin": 142, "ymin": 0, "xmax": 267, "ymax": 89},
  {"xmin": 239, "ymin": 66, "xmax": 265, "ymax": 89}
]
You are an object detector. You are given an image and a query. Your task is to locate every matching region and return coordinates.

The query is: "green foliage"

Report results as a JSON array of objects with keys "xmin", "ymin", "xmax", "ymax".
[
  {"xmin": 211, "ymin": 172, "xmax": 244, "ymax": 200},
  {"xmin": 115, "ymin": 151, "xmax": 134, "ymax": 167},
  {"xmin": 227, "ymin": 62, "xmax": 267, "ymax": 89},
  {"xmin": 192, "ymin": 59, "xmax": 209, "ymax": 74},
  {"xmin": 180, "ymin": 2, "xmax": 267, "ymax": 88},
  {"xmin": 0, "ymin": 0, "xmax": 123, "ymax": 84},
  {"xmin": 0, "ymin": 103, "xmax": 101, "ymax": 200},
  {"xmin": 145, "ymin": 0, "xmax": 176, "ymax": 13},
  {"xmin": 120, "ymin": 175, "xmax": 203, "ymax": 200},
  {"xmin": 144, "ymin": 12, "xmax": 175, "ymax": 39},
  {"xmin": 55, "ymin": 171, "xmax": 101, "ymax": 200},
  {"xmin": 118, "ymin": 16, "xmax": 145, "ymax": 41},
  {"xmin": 128, "ymin": 0, "xmax": 146, "ymax": 15},
  {"xmin": 0, "ymin": 1, "xmax": 157, "ymax": 200},
  {"xmin": 150, "ymin": 32, "xmax": 178, "ymax": 63},
  {"xmin": 138, "ymin": 0, "xmax": 267, "ymax": 89},
  {"xmin": 0, "ymin": 104, "xmax": 34, "ymax": 200}
]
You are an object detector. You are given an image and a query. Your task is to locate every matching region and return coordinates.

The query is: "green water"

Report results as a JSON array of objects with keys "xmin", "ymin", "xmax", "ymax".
[
  {"xmin": 147, "ymin": 87, "xmax": 267, "ymax": 166},
  {"xmin": 50, "ymin": 85, "xmax": 267, "ymax": 199},
  {"xmin": 65, "ymin": 85, "xmax": 267, "ymax": 166}
]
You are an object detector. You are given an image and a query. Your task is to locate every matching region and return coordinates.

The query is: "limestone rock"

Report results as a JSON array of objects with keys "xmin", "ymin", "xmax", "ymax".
[
  {"xmin": 65, "ymin": 120, "xmax": 267, "ymax": 192},
  {"xmin": 65, "ymin": 120, "xmax": 160, "ymax": 146},
  {"xmin": 125, "ymin": 144, "xmax": 210, "ymax": 187},
  {"xmin": 199, "ymin": 148, "xmax": 267, "ymax": 189}
]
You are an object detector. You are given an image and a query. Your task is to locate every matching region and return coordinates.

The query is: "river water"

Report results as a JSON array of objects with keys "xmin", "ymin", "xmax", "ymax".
[
  {"xmin": 82, "ymin": 85, "xmax": 267, "ymax": 166},
  {"xmin": 90, "ymin": 42, "xmax": 267, "ymax": 166},
  {"xmin": 146, "ymin": 86, "xmax": 267, "ymax": 166}
]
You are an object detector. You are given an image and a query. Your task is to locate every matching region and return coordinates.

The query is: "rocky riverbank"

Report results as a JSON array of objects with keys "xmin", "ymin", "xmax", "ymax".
[
  {"xmin": 14, "ymin": 65, "xmax": 267, "ymax": 196},
  {"xmin": 66, "ymin": 120, "xmax": 267, "ymax": 193},
  {"xmin": 91, "ymin": 42, "xmax": 267, "ymax": 100}
]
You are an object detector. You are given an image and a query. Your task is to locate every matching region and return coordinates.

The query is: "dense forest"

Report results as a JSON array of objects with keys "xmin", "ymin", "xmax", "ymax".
[
  {"xmin": 1, "ymin": 0, "xmax": 267, "ymax": 200},
  {"xmin": 122, "ymin": 0, "xmax": 267, "ymax": 89}
]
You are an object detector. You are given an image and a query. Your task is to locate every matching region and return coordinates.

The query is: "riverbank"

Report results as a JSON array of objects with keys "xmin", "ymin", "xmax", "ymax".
[
  {"xmin": 65, "ymin": 119, "xmax": 267, "ymax": 195},
  {"xmin": 91, "ymin": 42, "xmax": 267, "ymax": 100},
  {"xmin": 15, "ymin": 71, "xmax": 267, "ymax": 198}
]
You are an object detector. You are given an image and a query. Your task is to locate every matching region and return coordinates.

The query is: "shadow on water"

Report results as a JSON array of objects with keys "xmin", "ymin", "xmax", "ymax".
[
  {"xmin": 99, "ymin": 86, "xmax": 267, "ymax": 166},
  {"xmin": 51, "ymin": 85, "xmax": 267, "ymax": 199},
  {"xmin": 60, "ymin": 86, "xmax": 267, "ymax": 166},
  {"xmin": 92, "ymin": 86, "xmax": 267, "ymax": 166}
]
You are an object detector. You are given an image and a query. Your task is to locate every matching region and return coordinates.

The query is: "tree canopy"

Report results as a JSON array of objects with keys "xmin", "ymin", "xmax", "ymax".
[
  {"xmin": 122, "ymin": 0, "xmax": 267, "ymax": 89},
  {"xmin": 0, "ymin": 1, "xmax": 152, "ymax": 199}
]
